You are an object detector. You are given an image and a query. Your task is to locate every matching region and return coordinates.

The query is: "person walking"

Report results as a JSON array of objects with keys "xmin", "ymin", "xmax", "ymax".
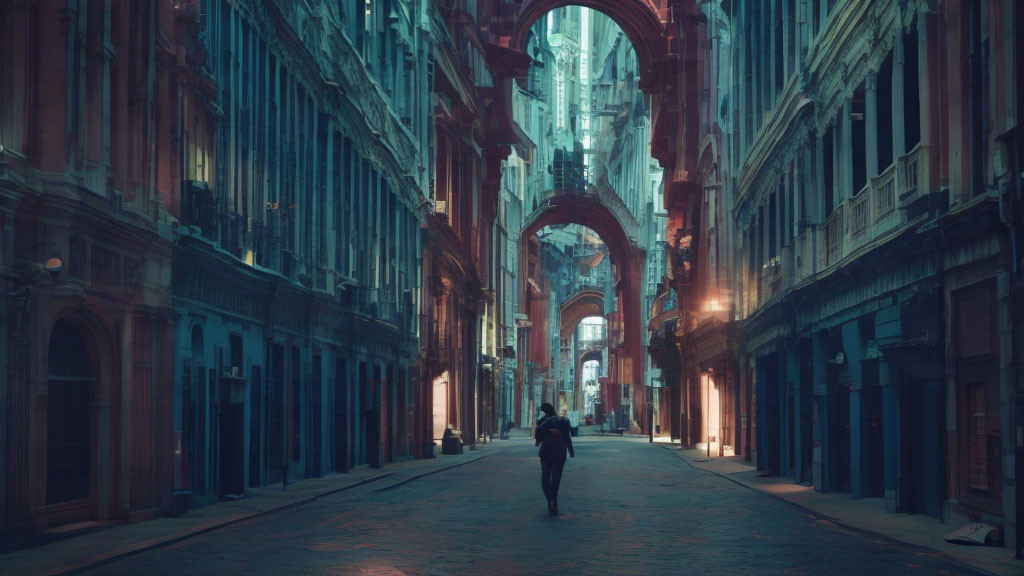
[{"xmin": 535, "ymin": 402, "xmax": 575, "ymax": 516}]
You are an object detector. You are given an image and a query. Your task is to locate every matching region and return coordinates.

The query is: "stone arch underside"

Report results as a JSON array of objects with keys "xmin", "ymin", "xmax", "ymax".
[
  {"xmin": 519, "ymin": 188, "xmax": 646, "ymax": 411},
  {"xmin": 507, "ymin": 0, "xmax": 666, "ymax": 88},
  {"xmin": 560, "ymin": 289, "xmax": 605, "ymax": 340},
  {"xmin": 521, "ymin": 186, "xmax": 640, "ymax": 260}
]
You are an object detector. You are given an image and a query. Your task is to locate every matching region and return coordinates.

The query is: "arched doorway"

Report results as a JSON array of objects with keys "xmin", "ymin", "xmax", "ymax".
[{"xmin": 46, "ymin": 320, "xmax": 95, "ymax": 524}]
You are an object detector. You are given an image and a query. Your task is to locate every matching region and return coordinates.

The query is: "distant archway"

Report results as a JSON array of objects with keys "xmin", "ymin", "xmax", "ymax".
[
  {"xmin": 519, "ymin": 188, "xmax": 646, "ymax": 422},
  {"xmin": 560, "ymin": 290, "xmax": 605, "ymax": 340}
]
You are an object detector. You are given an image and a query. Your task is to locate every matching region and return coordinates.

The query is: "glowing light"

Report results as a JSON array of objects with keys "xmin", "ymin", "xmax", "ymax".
[
  {"xmin": 44, "ymin": 257, "xmax": 64, "ymax": 272},
  {"xmin": 703, "ymin": 299, "xmax": 724, "ymax": 312}
]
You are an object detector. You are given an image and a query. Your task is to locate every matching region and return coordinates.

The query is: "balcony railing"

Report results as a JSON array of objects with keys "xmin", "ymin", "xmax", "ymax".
[
  {"xmin": 794, "ymin": 229, "xmax": 814, "ymax": 284},
  {"xmin": 758, "ymin": 257, "xmax": 783, "ymax": 304},
  {"xmin": 745, "ymin": 145, "xmax": 941, "ymax": 319},
  {"xmin": 897, "ymin": 143, "xmax": 939, "ymax": 215},
  {"xmin": 820, "ymin": 205, "xmax": 844, "ymax": 269},
  {"xmin": 847, "ymin": 189, "xmax": 870, "ymax": 249}
]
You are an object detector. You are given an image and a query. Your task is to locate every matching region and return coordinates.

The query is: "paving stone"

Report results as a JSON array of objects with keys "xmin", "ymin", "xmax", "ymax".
[{"xmin": 74, "ymin": 437, "xmax": 987, "ymax": 576}]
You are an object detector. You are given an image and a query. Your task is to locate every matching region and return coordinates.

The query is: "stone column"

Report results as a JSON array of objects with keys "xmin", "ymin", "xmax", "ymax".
[
  {"xmin": 814, "ymin": 132, "xmax": 825, "ymax": 222},
  {"xmin": 757, "ymin": 356, "xmax": 773, "ymax": 471},
  {"xmin": 775, "ymin": 178, "xmax": 784, "ymax": 256},
  {"xmin": 769, "ymin": 0, "xmax": 778, "ymax": 104},
  {"xmin": 812, "ymin": 330, "xmax": 828, "ymax": 492},
  {"xmin": 751, "ymin": 0, "xmax": 760, "ymax": 127},
  {"xmin": 737, "ymin": 2, "xmax": 747, "ymax": 162},
  {"xmin": 782, "ymin": 0, "xmax": 791, "ymax": 82},
  {"xmin": 841, "ymin": 99, "xmax": 853, "ymax": 202},
  {"xmin": 761, "ymin": 205, "xmax": 769, "ymax": 269},
  {"xmin": 788, "ymin": 341, "xmax": 802, "ymax": 482},
  {"xmin": 892, "ymin": 29, "xmax": 907, "ymax": 157},
  {"xmin": 918, "ymin": 14, "xmax": 937, "ymax": 148},
  {"xmin": 881, "ymin": 361, "xmax": 899, "ymax": 512},
  {"xmin": 779, "ymin": 348, "xmax": 792, "ymax": 478},
  {"xmin": 623, "ymin": 248, "xmax": 646, "ymax": 433},
  {"xmin": 841, "ymin": 320, "xmax": 864, "ymax": 499},
  {"xmin": 831, "ymin": 121, "xmax": 841, "ymax": 209},
  {"xmin": 865, "ymin": 74, "xmax": 879, "ymax": 179}
]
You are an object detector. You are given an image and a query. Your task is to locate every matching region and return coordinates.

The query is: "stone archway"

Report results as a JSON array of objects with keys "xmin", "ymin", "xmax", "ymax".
[
  {"xmin": 519, "ymin": 189, "xmax": 646, "ymax": 427},
  {"xmin": 45, "ymin": 320, "xmax": 95, "ymax": 520},
  {"xmin": 40, "ymin": 311, "xmax": 117, "ymax": 528},
  {"xmin": 559, "ymin": 289, "xmax": 605, "ymax": 340},
  {"xmin": 501, "ymin": 0, "xmax": 667, "ymax": 90}
]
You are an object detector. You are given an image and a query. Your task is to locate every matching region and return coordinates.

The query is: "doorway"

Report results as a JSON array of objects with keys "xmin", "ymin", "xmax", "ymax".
[
  {"xmin": 901, "ymin": 375, "xmax": 944, "ymax": 518},
  {"xmin": 702, "ymin": 373, "xmax": 721, "ymax": 456},
  {"xmin": 46, "ymin": 320, "xmax": 94, "ymax": 525},
  {"xmin": 333, "ymin": 358, "xmax": 348, "ymax": 472},
  {"xmin": 219, "ymin": 335, "xmax": 245, "ymax": 497},
  {"xmin": 835, "ymin": 383, "xmax": 852, "ymax": 493},
  {"xmin": 433, "ymin": 371, "xmax": 449, "ymax": 440}
]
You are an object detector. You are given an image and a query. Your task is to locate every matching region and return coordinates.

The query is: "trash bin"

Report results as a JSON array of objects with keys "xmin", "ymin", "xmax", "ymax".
[
  {"xmin": 170, "ymin": 490, "xmax": 191, "ymax": 517},
  {"xmin": 441, "ymin": 428, "xmax": 464, "ymax": 455}
]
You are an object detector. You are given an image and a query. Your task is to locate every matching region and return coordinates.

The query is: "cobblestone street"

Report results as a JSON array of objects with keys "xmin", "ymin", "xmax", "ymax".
[{"xmin": 77, "ymin": 437, "xmax": 984, "ymax": 576}]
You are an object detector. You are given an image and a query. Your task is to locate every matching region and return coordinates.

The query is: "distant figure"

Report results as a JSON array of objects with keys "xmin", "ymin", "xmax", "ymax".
[{"xmin": 535, "ymin": 402, "xmax": 575, "ymax": 516}]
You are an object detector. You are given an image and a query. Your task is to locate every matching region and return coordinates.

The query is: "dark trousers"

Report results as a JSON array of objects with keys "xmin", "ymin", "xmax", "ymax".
[{"xmin": 540, "ymin": 458, "xmax": 566, "ymax": 502}]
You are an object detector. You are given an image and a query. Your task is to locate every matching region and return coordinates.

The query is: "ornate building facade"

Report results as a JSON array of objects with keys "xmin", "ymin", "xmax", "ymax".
[
  {"xmin": 1, "ymin": 0, "xmax": 178, "ymax": 533},
  {"xmin": 1, "ymin": 0, "xmax": 726, "ymax": 541},
  {"xmin": 716, "ymin": 0, "xmax": 1023, "ymax": 554}
]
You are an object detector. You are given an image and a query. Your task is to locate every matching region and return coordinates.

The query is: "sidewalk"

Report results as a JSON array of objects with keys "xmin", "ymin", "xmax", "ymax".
[
  {"xmin": 0, "ymin": 439, "xmax": 524, "ymax": 576},
  {"xmin": 662, "ymin": 445, "xmax": 1021, "ymax": 576}
]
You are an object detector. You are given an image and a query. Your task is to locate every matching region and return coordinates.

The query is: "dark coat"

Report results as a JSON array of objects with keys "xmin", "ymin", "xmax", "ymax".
[{"xmin": 535, "ymin": 416, "xmax": 575, "ymax": 460}]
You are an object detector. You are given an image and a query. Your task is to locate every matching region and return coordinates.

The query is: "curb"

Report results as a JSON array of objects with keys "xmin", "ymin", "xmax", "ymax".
[
  {"xmin": 655, "ymin": 444, "xmax": 1000, "ymax": 576},
  {"xmin": 375, "ymin": 452, "xmax": 491, "ymax": 492},
  {"xmin": 55, "ymin": 451, "xmax": 501, "ymax": 576},
  {"xmin": 54, "ymin": 472, "xmax": 395, "ymax": 576}
]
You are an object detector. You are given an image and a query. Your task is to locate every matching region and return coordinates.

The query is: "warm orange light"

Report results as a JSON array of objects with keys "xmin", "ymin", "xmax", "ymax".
[
  {"xmin": 44, "ymin": 257, "xmax": 64, "ymax": 272},
  {"xmin": 703, "ymin": 299, "xmax": 724, "ymax": 312}
]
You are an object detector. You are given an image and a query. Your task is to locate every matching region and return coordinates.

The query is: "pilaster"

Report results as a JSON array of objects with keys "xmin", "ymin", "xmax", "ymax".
[
  {"xmin": 892, "ymin": 29, "xmax": 907, "ymax": 157},
  {"xmin": 812, "ymin": 330, "xmax": 828, "ymax": 492},
  {"xmin": 881, "ymin": 361, "xmax": 899, "ymax": 512},
  {"xmin": 841, "ymin": 99, "xmax": 853, "ymax": 202},
  {"xmin": 788, "ymin": 342, "xmax": 802, "ymax": 483},
  {"xmin": 865, "ymin": 74, "xmax": 879, "ymax": 179},
  {"xmin": 841, "ymin": 319, "xmax": 864, "ymax": 499}
]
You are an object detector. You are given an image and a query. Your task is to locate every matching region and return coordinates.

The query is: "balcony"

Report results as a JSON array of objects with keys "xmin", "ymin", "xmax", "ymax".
[
  {"xmin": 898, "ymin": 144, "xmax": 941, "ymax": 219},
  {"xmin": 746, "ymin": 146, "xmax": 942, "ymax": 319},
  {"xmin": 898, "ymin": 144, "xmax": 928, "ymax": 206},
  {"xmin": 821, "ymin": 147, "xmax": 932, "ymax": 273},
  {"xmin": 758, "ymin": 257, "xmax": 783, "ymax": 304}
]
